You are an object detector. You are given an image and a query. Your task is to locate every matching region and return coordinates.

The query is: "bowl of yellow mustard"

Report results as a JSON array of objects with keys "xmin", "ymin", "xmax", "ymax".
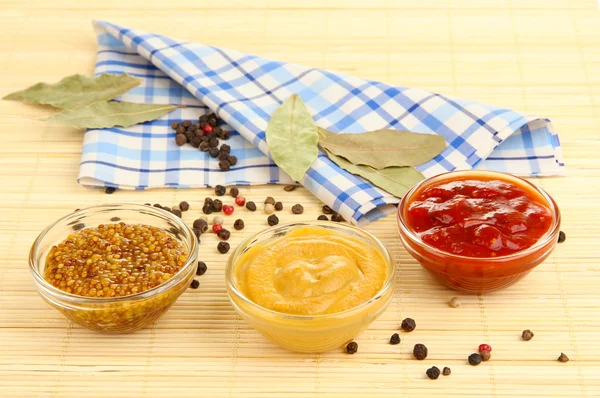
[{"xmin": 225, "ymin": 221, "xmax": 395, "ymax": 353}]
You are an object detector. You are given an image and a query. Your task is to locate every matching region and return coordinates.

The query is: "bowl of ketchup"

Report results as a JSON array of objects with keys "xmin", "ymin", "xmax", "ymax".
[{"xmin": 397, "ymin": 170, "xmax": 561, "ymax": 293}]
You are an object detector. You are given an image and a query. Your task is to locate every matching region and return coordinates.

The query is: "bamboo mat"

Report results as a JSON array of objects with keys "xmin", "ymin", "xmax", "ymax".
[{"xmin": 1, "ymin": 0, "xmax": 600, "ymax": 397}]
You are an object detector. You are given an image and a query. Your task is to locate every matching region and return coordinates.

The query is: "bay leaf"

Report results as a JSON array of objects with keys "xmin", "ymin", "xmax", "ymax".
[
  {"xmin": 265, "ymin": 94, "xmax": 319, "ymax": 182},
  {"xmin": 44, "ymin": 101, "xmax": 178, "ymax": 128},
  {"xmin": 319, "ymin": 129, "xmax": 446, "ymax": 169},
  {"xmin": 324, "ymin": 148, "xmax": 424, "ymax": 197},
  {"xmin": 3, "ymin": 73, "xmax": 141, "ymax": 109}
]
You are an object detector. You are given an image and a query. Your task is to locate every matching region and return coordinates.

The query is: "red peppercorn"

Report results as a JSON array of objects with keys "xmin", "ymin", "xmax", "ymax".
[
  {"xmin": 212, "ymin": 224, "xmax": 223, "ymax": 234},
  {"xmin": 223, "ymin": 205, "xmax": 234, "ymax": 215},
  {"xmin": 235, "ymin": 196, "xmax": 246, "ymax": 206},
  {"xmin": 203, "ymin": 124, "xmax": 213, "ymax": 133},
  {"xmin": 478, "ymin": 344, "xmax": 492, "ymax": 353}
]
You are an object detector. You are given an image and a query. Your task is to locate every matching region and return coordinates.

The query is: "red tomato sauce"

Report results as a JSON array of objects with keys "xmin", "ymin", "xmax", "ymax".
[{"xmin": 406, "ymin": 177, "xmax": 553, "ymax": 257}]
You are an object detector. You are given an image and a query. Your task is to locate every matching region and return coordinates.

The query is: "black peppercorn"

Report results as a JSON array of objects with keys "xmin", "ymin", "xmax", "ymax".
[
  {"xmin": 105, "ymin": 187, "xmax": 116, "ymax": 194},
  {"xmin": 72, "ymin": 223, "xmax": 85, "ymax": 231},
  {"xmin": 317, "ymin": 215, "xmax": 329, "ymax": 221},
  {"xmin": 322, "ymin": 205, "xmax": 334, "ymax": 214},
  {"xmin": 193, "ymin": 228, "xmax": 201, "ymax": 241},
  {"xmin": 413, "ymin": 344, "xmax": 428, "ymax": 360},
  {"xmin": 233, "ymin": 219, "xmax": 245, "ymax": 230},
  {"xmin": 274, "ymin": 201, "xmax": 283, "ymax": 211},
  {"xmin": 220, "ymin": 144, "xmax": 231, "ymax": 154},
  {"xmin": 202, "ymin": 203, "xmax": 214, "ymax": 215},
  {"xmin": 171, "ymin": 121, "xmax": 180, "ymax": 130},
  {"xmin": 179, "ymin": 201, "xmax": 189, "ymax": 211},
  {"xmin": 217, "ymin": 241, "xmax": 230, "ymax": 254},
  {"xmin": 172, "ymin": 209, "xmax": 182, "ymax": 218},
  {"xmin": 215, "ymin": 185, "xmax": 226, "ymax": 196},
  {"xmin": 558, "ymin": 353, "xmax": 569, "ymax": 363},
  {"xmin": 246, "ymin": 201, "xmax": 257, "ymax": 211},
  {"xmin": 284, "ymin": 184, "xmax": 296, "ymax": 192},
  {"xmin": 193, "ymin": 219, "xmax": 208, "ymax": 233},
  {"xmin": 182, "ymin": 120, "xmax": 191, "ymax": 128},
  {"xmin": 213, "ymin": 126, "xmax": 222, "ymax": 134},
  {"xmin": 390, "ymin": 333, "xmax": 400, "ymax": 345},
  {"xmin": 401, "ymin": 318, "xmax": 416, "ymax": 332},
  {"xmin": 193, "ymin": 122, "xmax": 200, "ymax": 130},
  {"xmin": 204, "ymin": 197, "xmax": 213, "ymax": 205},
  {"xmin": 264, "ymin": 196, "xmax": 275, "ymax": 205},
  {"xmin": 442, "ymin": 367, "xmax": 451, "ymax": 376},
  {"xmin": 218, "ymin": 151, "xmax": 230, "ymax": 161},
  {"xmin": 199, "ymin": 114, "xmax": 208, "ymax": 122},
  {"xmin": 209, "ymin": 147, "xmax": 219, "ymax": 158},
  {"xmin": 230, "ymin": 187, "xmax": 239, "ymax": 197},
  {"xmin": 209, "ymin": 137, "xmax": 219, "ymax": 148},
  {"xmin": 175, "ymin": 134, "xmax": 187, "ymax": 146},
  {"xmin": 267, "ymin": 214, "xmax": 279, "ymax": 226},
  {"xmin": 110, "ymin": 217, "xmax": 121, "ymax": 222},
  {"xmin": 190, "ymin": 137, "xmax": 201, "ymax": 148},
  {"xmin": 331, "ymin": 213, "xmax": 343, "ymax": 222},
  {"xmin": 196, "ymin": 261, "xmax": 207, "ymax": 276},
  {"xmin": 426, "ymin": 366, "xmax": 440, "ymax": 380},
  {"xmin": 228, "ymin": 156, "xmax": 238, "ymax": 166},
  {"xmin": 190, "ymin": 279, "xmax": 200, "ymax": 289},
  {"xmin": 219, "ymin": 160, "xmax": 230, "ymax": 171},
  {"xmin": 346, "ymin": 342, "xmax": 358, "ymax": 354},
  {"xmin": 220, "ymin": 130, "xmax": 230, "ymax": 140},
  {"xmin": 208, "ymin": 117, "xmax": 217, "ymax": 127},
  {"xmin": 185, "ymin": 132, "xmax": 195, "ymax": 143},
  {"xmin": 522, "ymin": 329, "xmax": 534, "ymax": 341},
  {"xmin": 292, "ymin": 204, "xmax": 304, "ymax": 214},
  {"xmin": 558, "ymin": 231, "xmax": 566, "ymax": 243},
  {"xmin": 176, "ymin": 126, "xmax": 186, "ymax": 135},
  {"xmin": 199, "ymin": 141, "xmax": 210, "ymax": 152},
  {"xmin": 218, "ymin": 228, "xmax": 231, "ymax": 241},
  {"xmin": 153, "ymin": 203, "xmax": 162, "ymax": 208},
  {"xmin": 212, "ymin": 199, "xmax": 223, "ymax": 212},
  {"xmin": 468, "ymin": 353, "xmax": 482, "ymax": 366}
]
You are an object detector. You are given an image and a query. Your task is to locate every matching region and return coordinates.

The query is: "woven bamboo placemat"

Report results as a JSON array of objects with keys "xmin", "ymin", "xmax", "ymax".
[{"xmin": 1, "ymin": 0, "xmax": 599, "ymax": 396}]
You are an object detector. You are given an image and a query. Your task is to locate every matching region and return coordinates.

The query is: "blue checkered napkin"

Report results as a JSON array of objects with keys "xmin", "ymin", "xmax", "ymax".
[{"xmin": 84, "ymin": 21, "xmax": 565, "ymax": 225}]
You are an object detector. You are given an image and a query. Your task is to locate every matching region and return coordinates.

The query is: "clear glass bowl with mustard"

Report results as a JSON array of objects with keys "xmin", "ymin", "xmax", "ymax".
[
  {"xmin": 29, "ymin": 204, "xmax": 199, "ymax": 333},
  {"xmin": 226, "ymin": 221, "xmax": 395, "ymax": 353}
]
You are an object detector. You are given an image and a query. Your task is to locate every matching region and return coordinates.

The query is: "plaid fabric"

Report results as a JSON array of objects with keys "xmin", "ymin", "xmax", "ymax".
[{"xmin": 82, "ymin": 21, "xmax": 565, "ymax": 225}]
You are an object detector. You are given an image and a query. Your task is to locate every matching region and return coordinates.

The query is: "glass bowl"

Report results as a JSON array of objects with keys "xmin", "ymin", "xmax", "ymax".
[
  {"xmin": 225, "ymin": 221, "xmax": 395, "ymax": 353},
  {"xmin": 29, "ymin": 204, "xmax": 199, "ymax": 333},
  {"xmin": 397, "ymin": 170, "xmax": 561, "ymax": 293}
]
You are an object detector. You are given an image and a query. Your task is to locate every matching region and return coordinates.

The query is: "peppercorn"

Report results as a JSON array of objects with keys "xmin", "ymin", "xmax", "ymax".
[
  {"xmin": 153, "ymin": 203, "xmax": 162, "ymax": 208},
  {"xmin": 331, "ymin": 213, "xmax": 343, "ymax": 222},
  {"xmin": 442, "ymin": 367, "xmax": 451, "ymax": 376},
  {"xmin": 196, "ymin": 261, "xmax": 207, "ymax": 276},
  {"xmin": 202, "ymin": 203, "xmax": 213, "ymax": 215},
  {"xmin": 198, "ymin": 131, "xmax": 207, "ymax": 139},
  {"xmin": 212, "ymin": 224, "xmax": 223, "ymax": 234},
  {"xmin": 179, "ymin": 201, "xmax": 190, "ymax": 211},
  {"xmin": 230, "ymin": 187, "xmax": 239, "ymax": 197},
  {"xmin": 480, "ymin": 350, "xmax": 491, "ymax": 361},
  {"xmin": 218, "ymin": 229, "xmax": 231, "ymax": 241},
  {"xmin": 401, "ymin": 318, "xmax": 416, "ymax": 332},
  {"xmin": 264, "ymin": 196, "xmax": 275, "ymax": 205},
  {"xmin": 208, "ymin": 116, "xmax": 217, "ymax": 127},
  {"xmin": 234, "ymin": 219, "xmax": 245, "ymax": 230},
  {"xmin": 284, "ymin": 184, "xmax": 296, "ymax": 192},
  {"xmin": 162, "ymin": 206, "xmax": 172, "ymax": 213},
  {"xmin": 213, "ymin": 126, "xmax": 222, "ymax": 134},
  {"xmin": 217, "ymin": 241, "xmax": 230, "ymax": 254},
  {"xmin": 449, "ymin": 297, "xmax": 461, "ymax": 308},
  {"xmin": 267, "ymin": 214, "xmax": 279, "ymax": 226},
  {"xmin": 190, "ymin": 279, "xmax": 200, "ymax": 289},
  {"xmin": 468, "ymin": 353, "xmax": 482, "ymax": 366},
  {"xmin": 182, "ymin": 120, "xmax": 191, "ymax": 128},
  {"xmin": 105, "ymin": 187, "xmax": 116, "ymax": 194},
  {"xmin": 235, "ymin": 197, "xmax": 246, "ymax": 206},
  {"xmin": 110, "ymin": 216, "xmax": 121, "ymax": 222},
  {"xmin": 193, "ymin": 122, "xmax": 200, "ymax": 130},
  {"xmin": 203, "ymin": 124, "xmax": 213, "ymax": 133},
  {"xmin": 220, "ymin": 130, "xmax": 230, "ymax": 140},
  {"xmin": 322, "ymin": 205, "xmax": 334, "ymax": 214},
  {"xmin": 172, "ymin": 209, "xmax": 182, "ymax": 218},
  {"xmin": 558, "ymin": 231, "xmax": 566, "ymax": 243},
  {"xmin": 190, "ymin": 137, "xmax": 201, "ymax": 148},
  {"xmin": 274, "ymin": 201, "xmax": 283, "ymax": 211},
  {"xmin": 215, "ymin": 185, "xmax": 226, "ymax": 196},
  {"xmin": 193, "ymin": 219, "xmax": 208, "ymax": 234},
  {"xmin": 218, "ymin": 151, "xmax": 230, "ymax": 161},
  {"xmin": 207, "ymin": 147, "xmax": 218, "ymax": 158},
  {"xmin": 292, "ymin": 204, "xmax": 304, "ymax": 214},
  {"xmin": 479, "ymin": 344, "xmax": 492, "ymax": 353},
  {"xmin": 346, "ymin": 342, "xmax": 358, "ymax": 354},
  {"xmin": 199, "ymin": 141, "xmax": 210, "ymax": 152},
  {"xmin": 193, "ymin": 228, "xmax": 201, "ymax": 240},
  {"xmin": 426, "ymin": 366, "xmax": 440, "ymax": 380},
  {"xmin": 317, "ymin": 215, "xmax": 329, "ymax": 221},
  {"xmin": 213, "ymin": 215, "xmax": 224, "ymax": 225},
  {"xmin": 228, "ymin": 156, "xmax": 238, "ymax": 166},
  {"xmin": 72, "ymin": 223, "xmax": 85, "ymax": 231},
  {"xmin": 220, "ymin": 144, "xmax": 231, "ymax": 154},
  {"xmin": 223, "ymin": 205, "xmax": 235, "ymax": 216},
  {"xmin": 208, "ymin": 137, "xmax": 219, "ymax": 148},
  {"xmin": 204, "ymin": 197, "xmax": 214, "ymax": 205},
  {"xmin": 522, "ymin": 329, "xmax": 534, "ymax": 341},
  {"xmin": 212, "ymin": 199, "xmax": 223, "ymax": 212},
  {"xmin": 219, "ymin": 160, "xmax": 230, "ymax": 171},
  {"xmin": 171, "ymin": 121, "xmax": 180, "ymax": 130},
  {"xmin": 264, "ymin": 203, "xmax": 275, "ymax": 215},
  {"xmin": 413, "ymin": 344, "xmax": 428, "ymax": 360},
  {"xmin": 144, "ymin": 203, "xmax": 151, "ymax": 206},
  {"xmin": 246, "ymin": 201, "xmax": 257, "ymax": 211},
  {"xmin": 390, "ymin": 333, "xmax": 400, "ymax": 345},
  {"xmin": 199, "ymin": 114, "xmax": 208, "ymax": 122},
  {"xmin": 558, "ymin": 353, "xmax": 569, "ymax": 363},
  {"xmin": 185, "ymin": 132, "xmax": 195, "ymax": 142},
  {"xmin": 177, "ymin": 126, "xmax": 186, "ymax": 135},
  {"xmin": 175, "ymin": 134, "xmax": 187, "ymax": 146}
]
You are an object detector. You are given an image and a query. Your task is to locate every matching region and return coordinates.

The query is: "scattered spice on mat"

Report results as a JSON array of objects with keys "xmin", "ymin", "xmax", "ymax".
[
  {"xmin": 267, "ymin": 214, "xmax": 279, "ymax": 226},
  {"xmin": 213, "ymin": 216, "xmax": 224, "ymax": 225},
  {"xmin": 264, "ymin": 196, "xmax": 276, "ymax": 205},
  {"xmin": 468, "ymin": 353, "xmax": 482, "ymax": 366},
  {"xmin": 274, "ymin": 201, "xmax": 283, "ymax": 211},
  {"xmin": 264, "ymin": 203, "xmax": 275, "ymax": 215},
  {"xmin": 179, "ymin": 201, "xmax": 190, "ymax": 211},
  {"xmin": 292, "ymin": 204, "xmax": 304, "ymax": 214},
  {"xmin": 331, "ymin": 213, "xmax": 343, "ymax": 222},
  {"xmin": 522, "ymin": 329, "xmax": 535, "ymax": 341},
  {"xmin": 390, "ymin": 333, "xmax": 400, "ymax": 345},
  {"xmin": 558, "ymin": 353, "xmax": 569, "ymax": 363},
  {"xmin": 212, "ymin": 199, "xmax": 223, "ymax": 212},
  {"xmin": 317, "ymin": 215, "xmax": 329, "ymax": 221},
  {"xmin": 442, "ymin": 367, "xmax": 451, "ymax": 376},
  {"xmin": 346, "ymin": 342, "xmax": 358, "ymax": 354},
  {"xmin": 284, "ymin": 185, "xmax": 296, "ymax": 192},
  {"xmin": 215, "ymin": 185, "xmax": 226, "ymax": 196},
  {"xmin": 190, "ymin": 279, "xmax": 200, "ymax": 289},
  {"xmin": 230, "ymin": 187, "xmax": 239, "ymax": 198},
  {"xmin": 235, "ymin": 196, "xmax": 246, "ymax": 206},
  {"xmin": 449, "ymin": 297, "xmax": 461, "ymax": 308},
  {"xmin": 218, "ymin": 229, "xmax": 231, "ymax": 241},
  {"xmin": 196, "ymin": 261, "xmax": 207, "ymax": 276},
  {"xmin": 426, "ymin": 366, "xmax": 440, "ymax": 380},
  {"xmin": 202, "ymin": 203, "xmax": 214, "ymax": 215},
  {"xmin": 223, "ymin": 204, "xmax": 234, "ymax": 216},
  {"xmin": 212, "ymin": 224, "xmax": 223, "ymax": 234},
  {"xmin": 480, "ymin": 350, "xmax": 491, "ymax": 362},
  {"xmin": 217, "ymin": 241, "xmax": 230, "ymax": 254},
  {"xmin": 558, "ymin": 231, "xmax": 566, "ymax": 243},
  {"xmin": 246, "ymin": 201, "xmax": 257, "ymax": 211},
  {"xmin": 193, "ymin": 219, "xmax": 208, "ymax": 234},
  {"xmin": 413, "ymin": 344, "xmax": 428, "ymax": 360},
  {"xmin": 105, "ymin": 187, "xmax": 116, "ymax": 194},
  {"xmin": 233, "ymin": 219, "xmax": 245, "ymax": 230},
  {"xmin": 401, "ymin": 318, "xmax": 416, "ymax": 332}
]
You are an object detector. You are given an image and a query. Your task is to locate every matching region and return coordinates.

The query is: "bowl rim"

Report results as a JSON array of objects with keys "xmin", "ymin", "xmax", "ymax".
[
  {"xmin": 397, "ymin": 170, "xmax": 561, "ymax": 263},
  {"xmin": 29, "ymin": 203, "xmax": 199, "ymax": 304},
  {"xmin": 225, "ymin": 220, "xmax": 396, "ymax": 321}
]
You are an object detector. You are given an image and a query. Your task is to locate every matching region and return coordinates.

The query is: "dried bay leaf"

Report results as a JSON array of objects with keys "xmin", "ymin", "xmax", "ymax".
[
  {"xmin": 44, "ymin": 101, "xmax": 178, "ymax": 128},
  {"xmin": 3, "ymin": 73, "xmax": 141, "ymax": 109},
  {"xmin": 265, "ymin": 94, "xmax": 319, "ymax": 182},
  {"xmin": 319, "ymin": 129, "xmax": 446, "ymax": 169},
  {"xmin": 324, "ymin": 148, "xmax": 424, "ymax": 197}
]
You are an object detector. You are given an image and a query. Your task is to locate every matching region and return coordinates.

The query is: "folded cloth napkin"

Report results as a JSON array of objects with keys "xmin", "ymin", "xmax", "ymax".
[{"xmin": 82, "ymin": 20, "xmax": 565, "ymax": 225}]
